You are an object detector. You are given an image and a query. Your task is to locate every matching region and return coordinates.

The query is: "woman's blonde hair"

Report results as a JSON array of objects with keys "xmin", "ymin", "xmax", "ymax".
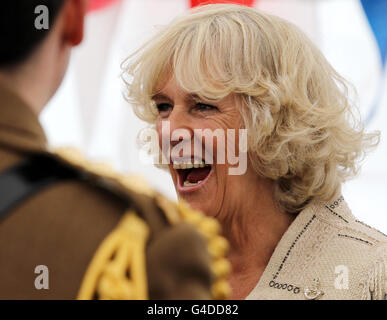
[{"xmin": 122, "ymin": 4, "xmax": 380, "ymax": 214}]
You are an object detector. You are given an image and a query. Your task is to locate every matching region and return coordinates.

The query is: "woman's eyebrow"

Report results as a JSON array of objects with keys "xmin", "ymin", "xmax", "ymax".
[
  {"xmin": 152, "ymin": 92, "xmax": 206, "ymax": 105},
  {"xmin": 151, "ymin": 93, "xmax": 171, "ymax": 101},
  {"xmin": 185, "ymin": 93, "xmax": 202, "ymax": 104}
]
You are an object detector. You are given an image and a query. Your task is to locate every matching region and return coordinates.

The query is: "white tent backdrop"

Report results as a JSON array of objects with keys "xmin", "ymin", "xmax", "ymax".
[{"xmin": 40, "ymin": 0, "xmax": 387, "ymax": 232}]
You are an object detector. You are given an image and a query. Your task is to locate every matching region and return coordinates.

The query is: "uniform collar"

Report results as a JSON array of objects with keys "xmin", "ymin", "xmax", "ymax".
[{"xmin": 0, "ymin": 84, "xmax": 48, "ymax": 153}]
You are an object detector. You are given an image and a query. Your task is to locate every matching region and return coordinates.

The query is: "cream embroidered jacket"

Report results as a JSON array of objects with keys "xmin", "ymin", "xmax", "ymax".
[{"xmin": 246, "ymin": 196, "xmax": 387, "ymax": 300}]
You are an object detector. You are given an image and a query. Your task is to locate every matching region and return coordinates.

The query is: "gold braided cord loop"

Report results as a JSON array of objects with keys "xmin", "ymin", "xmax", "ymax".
[
  {"xmin": 77, "ymin": 211, "xmax": 150, "ymax": 300},
  {"xmin": 177, "ymin": 200, "xmax": 232, "ymax": 299},
  {"xmin": 54, "ymin": 147, "xmax": 231, "ymax": 299},
  {"xmin": 155, "ymin": 194, "xmax": 182, "ymax": 225}
]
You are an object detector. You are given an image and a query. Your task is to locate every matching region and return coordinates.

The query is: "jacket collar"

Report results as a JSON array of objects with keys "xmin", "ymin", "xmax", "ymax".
[
  {"xmin": 0, "ymin": 84, "xmax": 48, "ymax": 153},
  {"xmin": 246, "ymin": 195, "xmax": 353, "ymax": 299}
]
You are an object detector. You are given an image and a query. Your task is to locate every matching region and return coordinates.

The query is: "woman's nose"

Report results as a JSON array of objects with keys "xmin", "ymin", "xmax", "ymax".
[{"xmin": 162, "ymin": 107, "xmax": 193, "ymax": 147}]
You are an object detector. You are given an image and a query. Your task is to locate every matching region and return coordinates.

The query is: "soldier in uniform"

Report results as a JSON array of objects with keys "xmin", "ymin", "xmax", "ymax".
[{"xmin": 0, "ymin": 0, "xmax": 230, "ymax": 299}]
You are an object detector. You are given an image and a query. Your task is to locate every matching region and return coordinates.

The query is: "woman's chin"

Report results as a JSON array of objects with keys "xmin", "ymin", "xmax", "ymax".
[{"xmin": 181, "ymin": 197, "xmax": 215, "ymax": 217}]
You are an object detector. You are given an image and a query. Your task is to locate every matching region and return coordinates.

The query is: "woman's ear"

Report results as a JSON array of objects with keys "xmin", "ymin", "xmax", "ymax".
[{"xmin": 62, "ymin": 0, "xmax": 88, "ymax": 46}]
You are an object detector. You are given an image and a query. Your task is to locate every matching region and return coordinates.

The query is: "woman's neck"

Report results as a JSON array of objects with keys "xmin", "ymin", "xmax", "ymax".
[{"xmin": 220, "ymin": 180, "xmax": 295, "ymax": 299}]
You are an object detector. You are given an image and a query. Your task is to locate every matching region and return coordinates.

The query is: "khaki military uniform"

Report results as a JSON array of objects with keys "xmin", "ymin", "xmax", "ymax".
[{"xmin": 0, "ymin": 84, "xmax": 230, "ymax": 300}]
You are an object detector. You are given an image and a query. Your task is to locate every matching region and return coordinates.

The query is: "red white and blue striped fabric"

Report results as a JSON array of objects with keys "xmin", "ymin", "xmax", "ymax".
[{"xmin": 88, "ymin": 0, "xmax": 120, "ymax": 12}]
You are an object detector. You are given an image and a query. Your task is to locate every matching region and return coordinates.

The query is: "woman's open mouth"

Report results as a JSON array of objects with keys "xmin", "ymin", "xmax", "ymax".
[{"xmin": 172, "ymin": 159, "xmax": 213, "ymax": 194}]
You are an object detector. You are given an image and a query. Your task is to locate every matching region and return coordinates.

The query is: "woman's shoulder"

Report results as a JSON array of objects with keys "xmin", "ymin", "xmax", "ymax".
[
  {"xmin": 246, "ymin": 196, "xmax": 386, "ymax": 300},
  {"xmin": 335, "ymin": 214, "xmax": 387, "ymax": 300},
  {"xmin": 310, "ymin": 197, "xmax": 387, "ymax": 299},
  {"xmin": 315, "ymin": 196, "xmax": 387, "ymax": 259}
]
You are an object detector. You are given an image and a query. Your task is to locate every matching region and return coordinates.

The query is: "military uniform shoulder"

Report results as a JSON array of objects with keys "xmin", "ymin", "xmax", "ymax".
[
  {"xmin": 52, "ymin": 147, "xmax": 231, "ymax": 300},
  {"xmin": 52, "ymin": 147, "xmax": 185, "ymax": 228},
  {"xmin": 52, "ymin": 147, "xmax": 155, "ymax": 197}
]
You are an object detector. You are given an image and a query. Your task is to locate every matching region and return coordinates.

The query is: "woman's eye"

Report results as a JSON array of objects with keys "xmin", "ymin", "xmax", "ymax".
[
  {"xmin": 156, "ymin": 103, "xmax": 172, "ymax": 116},
  {"xmin": 195, "ymin": 103, "xmax": 219, "ymax": 113}
]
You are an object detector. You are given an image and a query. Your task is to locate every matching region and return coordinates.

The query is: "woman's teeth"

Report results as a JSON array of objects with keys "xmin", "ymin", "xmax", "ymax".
[
  {"xmin": 172, "ymin": 161, "xmax": 207, "ymax": 169},
  {"xmin": 183, "ymin": 180, "xmax": 203, "ymax": 187},
  {"xmin": 172, "ymin": 160, "xmax": 211, "ymax": 188}
]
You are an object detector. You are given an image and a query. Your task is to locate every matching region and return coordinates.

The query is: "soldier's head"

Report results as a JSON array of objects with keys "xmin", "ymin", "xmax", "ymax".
[{"xmin": 0, "ymin": 0, "xmax": 88, "ymax": 112}]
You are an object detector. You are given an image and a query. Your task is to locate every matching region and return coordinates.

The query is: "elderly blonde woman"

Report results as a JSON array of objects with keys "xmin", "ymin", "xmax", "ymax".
[{"xmin": 122, "ymin": 4, "xmax": 385, "ymax": 300}]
